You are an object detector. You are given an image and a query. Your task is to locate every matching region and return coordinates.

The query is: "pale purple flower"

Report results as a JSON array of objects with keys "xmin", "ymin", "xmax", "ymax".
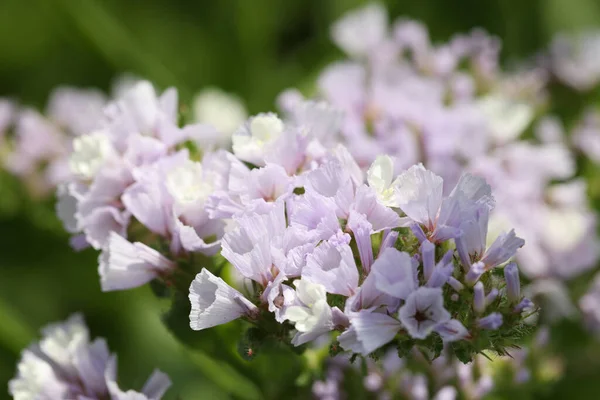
[
  {"xmin": 99, "ymin": 232, "xmax": 175, "ymax": 292},
  {"xmin": 303, "ymin": 232, "xmax": 359, "ymax": 296},
  {"xmin": 572, "ymin": 109, "xmax": 600, "ymax": 163},
  {"xmin": 9, "ymin": 314, "xmax": 171, "ymax": 400},
  {"xmin": 338, "ymin": 311, "xmax": 401, "ymax": 355},
  {"xmin": 550, "ymin": 31, "xmax": 600, "ymax": 91},
  {"xmin": 345, "ymin": 260, "xmax": 400, "ymax": 313},
  {"xmin": 473, "ymin": 282, "xmax": 486, "ymax": 314},
  {"xmin": 46, "ymin": 86, "xmax": 107, "ymax": 136},
  {"xmin": 221, "ymin": 203, "xmax": 287, "ymax": 286},
  {"xmin": 479, "ymin": 230, "xmax": 524, "ymax": 270},
  {"xmin": 425, "ymin": 250, "xmax": 454, "ymax": 288},
  {"xmin": 398, "ymin": 287, "xmax": 451, "ymax": 339},
  {"xmin": 347, "ymin": 211, "xmax": 374, "ymax": 273},
  {"xmin": 288, "ymin": 191, "xmax": 340, "ymax": 241},
  {"xmin": 351, "ymin": 184, "xmax": 402, "ymax": 231},
  {"xmin": 504, "ymin": 262, "xmax": 520, "ymax": 303},
  {"xmin": 477, "ymin": 313, "xmax": 503, "ymax": 330},
  {"xmin": 189, "ymin": 269, "xmax": 258, "ymax": 330},
  {"xmin": 372, "ymin": 248, "xmax": 418, "ymax": 300}
]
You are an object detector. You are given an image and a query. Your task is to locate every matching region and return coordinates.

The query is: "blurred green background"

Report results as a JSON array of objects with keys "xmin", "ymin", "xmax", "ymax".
[{"xmin": 2, "ymin": 0, "xmax": 600, "ymax": 399}]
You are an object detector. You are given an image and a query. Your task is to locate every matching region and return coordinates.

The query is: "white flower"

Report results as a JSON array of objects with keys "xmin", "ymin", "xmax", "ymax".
[
  {"xmin": 367, "ymin": 155, "xmax": 399, "ymax": 207},
  {"xmin": 99, "ymin": 232, "xmax": 175, "ymax": 292},
  {"xmin": 192, "ymin": 87, "xmax": 247, "ymax": 140},
  {"xmin": 9, "ymin": 351, "xmax": 69, "ymax": 400},
  {"xmin": 394, "ymin": 163, "xmax": 444, "ymax": 230},
  {"xmin": 232, "ymin": 113, "xmax": 284, "ymax": 165},
  {"xmin": 331, "ymin": 2, "xmax": 388, "ymax": 58},
  {"xmin": 166, "ymin": 159, "xmax": 214, "ymax": 207},
  {"xmin": 69, "ymin": 131, "xmax": 116, "ymax": 179},
  {"xmin": 188, "ymin": 269, "xmax": 258, "ymax": 331},
  {"xmin": 478, "ymin": 94, "xmax": 534, "ymax": 143},
  {"xmin": 399, "ymin": 287, "xmax": 451, "ymax": 339},
  {"xmin": 284, "ymin": 280, "xmax": 334, "ymax": 345}
]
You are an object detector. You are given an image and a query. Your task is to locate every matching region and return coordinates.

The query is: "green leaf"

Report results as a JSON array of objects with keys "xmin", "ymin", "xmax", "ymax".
[
  {"xmin": 396, "ymin": 336, "xmax": 416, "ymax": 359},
  {"xmin": 0, "ymin": 295, "xmax": 35, "ymax": 354},
  {"xmin": 188, "ymin": 350, "xmax": 263, "ymax": 400}
]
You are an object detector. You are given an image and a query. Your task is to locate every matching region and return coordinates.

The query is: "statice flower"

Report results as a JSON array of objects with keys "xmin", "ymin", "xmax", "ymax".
[{"xmin": 9, "ymin": 314, "xmax": 170, "ymax": 400}]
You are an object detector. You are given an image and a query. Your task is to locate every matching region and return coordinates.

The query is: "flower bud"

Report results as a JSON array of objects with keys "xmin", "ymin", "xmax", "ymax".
[{"xmin": 504, "ymin": 262, "xmax": 520, "ymax": 303}]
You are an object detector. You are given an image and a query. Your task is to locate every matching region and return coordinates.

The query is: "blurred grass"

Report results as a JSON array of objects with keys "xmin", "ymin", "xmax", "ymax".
[{"xmin": 1, "ymin": 0, "xmax": 600, "ymax": 399}]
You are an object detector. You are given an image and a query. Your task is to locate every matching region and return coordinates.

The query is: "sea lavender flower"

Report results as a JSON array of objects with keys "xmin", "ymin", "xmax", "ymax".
[
  {"xmin": 285, "ymin": 280, "xmax": 335, "ymax": 345},
  {"xmin": 9, "ymin": 314, "xmax": 171, "ymax": 400},
  {"xmin": 189, "ymin": 269, "xmax": 259, "ymax": 330},
  {"xmin": 398, "ymin": 287, "xmax": 451, "ymax": 339},
  {"xmin": 99, "ymin": 232, "xmax": 176, "ymax": 291}
]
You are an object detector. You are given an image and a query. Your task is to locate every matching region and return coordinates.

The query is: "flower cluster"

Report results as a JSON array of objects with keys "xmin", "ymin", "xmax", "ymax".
[
  {"xmin": 44, "ymin": 71, "xmax": 532, "ymax": 363},
  {"xmin": 0, "ymin": 87, "xmax": 107, "ymax": 197},
  {"xmin": 277, "ymin": 4, "xmax": 600, "ymax": 326},
  {"xmin": 0, "ymin": 79, "xmax": 246, "ymax": 199},
  {"xmin": 9, "ymin": 314, "xmax": 171, "ymax": 400}
]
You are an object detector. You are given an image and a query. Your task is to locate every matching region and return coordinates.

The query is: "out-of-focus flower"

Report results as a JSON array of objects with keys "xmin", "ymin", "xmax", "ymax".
[{"xmin": 9, "ymin": 314, "xmax": 171, "ymax": 400}]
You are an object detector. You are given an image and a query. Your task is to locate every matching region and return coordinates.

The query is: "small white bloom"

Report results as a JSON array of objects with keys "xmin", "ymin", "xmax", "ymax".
[
  {"xmin": 192, "ymin": 87, "xmax": 248, "ymax": 140},
  {"xmin": 9, "ymin": 351, "xmax": 69, "ymax": 400},
  {"xmin": 394, "ymin": 164, "xmax": 444, "ymax": 229},
  {"xmin": 69, "ymin": 131, "xmax": 116, "ymax": 179},
  {"xmin": 166, "ymin": 159, "xmax": 214, "ymax": 207},
  {"xmin": 478, "ymin": 94, "xmax": 534, "ymax": 143},
  {"xmin": 367, "ymin": 155, "xmax": 399, "ymax": 207},
  {"xmin": 284, "ymin": 280, "xmax": 334, "ymax": 345},
  {"xmin": 189, "ymin": 269, "xmax": 258, "ymax": 331},
  {"xmin": 399, "ymin": 287, "xmax": 450, "ymax": 339},
  {"xmin": 232, "ymin": 113, "xmax": 284, "ymax": 165}
]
